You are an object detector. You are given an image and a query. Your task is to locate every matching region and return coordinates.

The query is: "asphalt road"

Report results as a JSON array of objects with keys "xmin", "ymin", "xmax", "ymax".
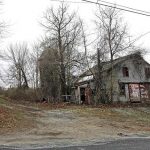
[
  {"xmin": 1, "ymin": 138, "xmax": 150, "ymax": 150},
  {"xmin": 55, "ymin": 138, "xmax": 150, "ymax": 150}
]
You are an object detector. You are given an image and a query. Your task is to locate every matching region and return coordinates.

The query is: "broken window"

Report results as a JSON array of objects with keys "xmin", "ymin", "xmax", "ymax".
[
  {"xmin": 145, "ymin": 68, "xmax": 150, "ymax": 78},
  {"xmin": 122, "ymin": 67, "xmax": 129, "ymax": 77},
  {"xmin": 119, "ymin": 83, "xmax": 125, "ymax": 95}
]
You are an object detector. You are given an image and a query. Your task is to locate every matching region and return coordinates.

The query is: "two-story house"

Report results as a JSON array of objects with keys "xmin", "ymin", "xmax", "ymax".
[{"xmin": 74, "ymin": 53, "xmax": 150, "ymax": 103}]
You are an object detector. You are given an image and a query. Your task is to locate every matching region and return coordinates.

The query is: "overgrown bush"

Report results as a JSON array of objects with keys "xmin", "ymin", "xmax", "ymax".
[{"xmin": 3, "ymin": 88, "xmax": 43, "ymax": 102}]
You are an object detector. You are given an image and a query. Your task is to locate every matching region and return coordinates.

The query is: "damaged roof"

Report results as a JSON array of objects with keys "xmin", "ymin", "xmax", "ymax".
[{"xmin": 76, "ymin": 52, "xmax": 147, "ymax": 83}]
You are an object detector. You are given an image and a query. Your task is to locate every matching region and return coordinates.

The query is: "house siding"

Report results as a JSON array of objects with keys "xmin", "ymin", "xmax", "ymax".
[
  {"xmin": 117, "ymin": 59, "xmax": 150, "ymax": 83},
  {"xmin": 116, "ymin": 59, "xmax": 150, "ymax": 102}
]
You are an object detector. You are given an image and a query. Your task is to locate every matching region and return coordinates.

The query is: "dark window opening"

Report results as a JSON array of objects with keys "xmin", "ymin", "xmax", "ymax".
[
  {"xmin": 119, "ymin": 83, "xmax": 125, "ymax": 95},
  {"xmin": 122, "ymin": 67, "xmax": 129, "ymax": 77},
  {"xmin": 145, "ymin": 68, "xmax": 150, "ymax": 78}
]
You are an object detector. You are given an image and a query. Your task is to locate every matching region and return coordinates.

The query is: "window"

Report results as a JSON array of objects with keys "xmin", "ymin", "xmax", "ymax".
[
  {"xmin": 145, "ymin": 68, "xmax": 150, "ymax": 78},
  {"xmin": 122, "ymin": 67, "xmax": 129, "ymax": 77}
]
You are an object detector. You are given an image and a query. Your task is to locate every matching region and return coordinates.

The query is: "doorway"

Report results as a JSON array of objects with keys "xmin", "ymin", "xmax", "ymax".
[{"xmin": 80, "ymin": 87, "xmax": 85, "ymax": 104}]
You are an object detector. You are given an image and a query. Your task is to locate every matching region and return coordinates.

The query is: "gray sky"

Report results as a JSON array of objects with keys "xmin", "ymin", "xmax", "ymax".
[{"xmin": 1, "ymin": 0, "xmax": 150, "ymax": 62}]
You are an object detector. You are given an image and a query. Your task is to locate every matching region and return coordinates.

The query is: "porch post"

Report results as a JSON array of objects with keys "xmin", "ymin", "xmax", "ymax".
[{"xmin": 77, "ymin": 86, "xmax": 81, "ymax": 104}]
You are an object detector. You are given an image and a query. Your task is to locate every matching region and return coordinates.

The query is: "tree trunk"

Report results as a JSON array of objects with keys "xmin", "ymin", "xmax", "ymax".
[
  {"xmin": 35, "ymin": 61, "xmax": 39, "ymax": 88},
  {"xmin": 60, "ymin": 63, "xmax": 66, "ymax": 96},
  {"xmin": 110, "ymin": 54, "xmax": 113, "ymax": 103},
  {"xmin": 95, "ymin": 48, "xmax": 102, "ymax": 104},
  {"xmin": 21, "ymin": 68, "xmax": 29, "ymax": 88},
  {"xmin": 58, "ymin": 31, "xmax": 66, "ymax": 100}
]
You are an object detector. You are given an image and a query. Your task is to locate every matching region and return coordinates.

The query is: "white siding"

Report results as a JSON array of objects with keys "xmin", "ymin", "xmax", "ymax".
[{"xmin": 117, "ymin": 59, "xmax": 150, "ymax": 83}]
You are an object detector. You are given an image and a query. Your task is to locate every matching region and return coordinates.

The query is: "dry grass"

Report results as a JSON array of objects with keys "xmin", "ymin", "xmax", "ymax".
[
  {"xmin": 1, "ymin": 96, "xmax": 150, "ymax": 136},
  {"xmin": 71, "ymin": 106, "xmax": 150, "ymax": 133},
  {"xmin": 0, "ymin": 98, "xmax": 35, "ymax": 134},
  {"xmin": 34, "ymin": 102, "xmax": 150, "ymax": 128}
]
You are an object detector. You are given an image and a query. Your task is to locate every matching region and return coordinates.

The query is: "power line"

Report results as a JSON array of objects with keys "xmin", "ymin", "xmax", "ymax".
[
  {"xmin": 50, "ymin": 0, "xmax": 86, "ymax": 3},
  {"xmin": 131, "ymin": 31, "xmax": 150, "ymax": 43},
  {"xmin": 98, "ymin": 0, "xmax": 150, "ymax": 15},
  {"xmin": 50, "ymin": 0, "xmax": 150, "ymax": 17},
  {"xmin": 82, "ymin": 0, "xmax": 150, "ymax": 17}
]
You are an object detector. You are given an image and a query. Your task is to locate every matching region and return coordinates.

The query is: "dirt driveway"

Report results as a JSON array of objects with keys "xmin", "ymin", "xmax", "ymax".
[{"xmin": 1, "ymin": 104, "xmax": 150, "ymax": 149}]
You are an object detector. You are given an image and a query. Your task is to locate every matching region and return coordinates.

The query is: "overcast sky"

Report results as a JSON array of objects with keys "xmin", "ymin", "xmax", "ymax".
[{"xmin": 1, "ymin": 0, "xmax": 150, "ymax": 62}]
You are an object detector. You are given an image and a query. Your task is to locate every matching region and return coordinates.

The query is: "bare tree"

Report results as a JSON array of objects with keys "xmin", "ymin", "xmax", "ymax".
[
  {"xmin": 95, "ymin": 7, "xmax": 132, "ymax": 103},
  {"xmin": 4, "ymin": 43, "xmax": 29, "ymax": 88},
  {"xmin": 41, "ymin": 3, "xmax": 82, "ymax": 99},
  {"xmin": 0, "ymin": 1, "xmax": 6, "ymax": 40},
  {"xmin": 27, "ymin": 43, "xmax": 42, "ymax": 89},
  {"xmin": 0, "ymin": 1, "xmax": 9, "ymax": 85},
  {"xmin": 81, "ymin": 19, "xmax": 107, "ymax": 104}
]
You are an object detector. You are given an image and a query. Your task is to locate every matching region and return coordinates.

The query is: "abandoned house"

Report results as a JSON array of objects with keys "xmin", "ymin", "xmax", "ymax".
[{"xmin": 74, "ymin": 53, "xmax": 150, "ymax": 103}]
